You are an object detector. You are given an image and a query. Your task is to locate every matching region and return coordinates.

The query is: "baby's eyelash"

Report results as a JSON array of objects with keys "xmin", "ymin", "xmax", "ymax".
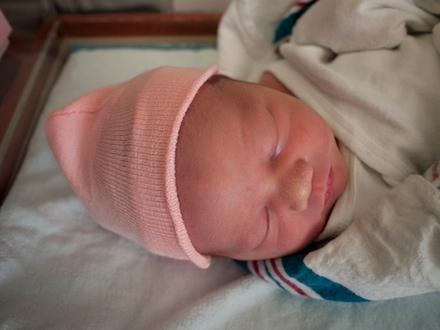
[
  {"xmin": 267, "ymin": 109, "xmax": 280, "ymax": 160},
  {"xmin": 254, "ymin": 206, "xmax": 271, "ymax": 250},
  {"xmin": 263, "ymin": 206, "xmax": 271, "ymax": 239},
  {"xmin": 272, "ymin": 143, "xmax": 281, "ymax": 159},
  {"xmin": 270, "ymin": 141, "xmax": 282, "ymax": 162}
]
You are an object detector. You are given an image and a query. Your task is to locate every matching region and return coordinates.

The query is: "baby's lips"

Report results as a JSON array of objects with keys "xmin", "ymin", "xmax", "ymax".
[{"xmin": 283, "ymin": 159, "xmax": 313, "ymax": 212}]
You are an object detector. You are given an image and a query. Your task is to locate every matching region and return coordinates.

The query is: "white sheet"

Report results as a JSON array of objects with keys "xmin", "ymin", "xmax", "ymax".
[{"xmin": 1, "ymin": 47, "xmax": 440, "ymax": 329}]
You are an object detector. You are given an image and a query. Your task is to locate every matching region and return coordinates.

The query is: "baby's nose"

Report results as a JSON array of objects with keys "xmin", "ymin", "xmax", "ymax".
[{"xmin": 281, "ymin": 159, "xmax": 313, "ymax": 212}]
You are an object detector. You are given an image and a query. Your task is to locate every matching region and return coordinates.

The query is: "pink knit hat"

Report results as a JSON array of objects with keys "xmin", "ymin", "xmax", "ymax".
[{"xmin": 46, "ymin": 65, "xmax": 218, "ymax": 269}]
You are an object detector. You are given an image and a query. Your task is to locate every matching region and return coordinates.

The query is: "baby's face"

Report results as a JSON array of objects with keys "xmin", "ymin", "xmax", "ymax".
[{"xmin": 176, "ymin": 76, "xmax": 348, "ymax": 261}]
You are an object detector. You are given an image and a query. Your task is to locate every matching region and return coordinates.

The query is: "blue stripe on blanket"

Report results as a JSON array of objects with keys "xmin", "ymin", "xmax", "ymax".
[
  {"xmin": 262, "ymin": 260, "xmax": 285, "ymax": 290},
  {"xmin": 235, "ymin": 244, "xmax": 369, "ymax": 302},
  {"xmin": 280, "ymin": 250, "xmax": 369, "ymax": 302},
  {"xmin": 273, "ymin": 0, "xmax": 317, "ymax": 44}
]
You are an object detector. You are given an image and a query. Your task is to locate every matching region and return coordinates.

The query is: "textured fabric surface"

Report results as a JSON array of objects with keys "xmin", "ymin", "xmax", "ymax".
[
  {"xmin": 1, "ymin": 47, "xmax": 440, "ymax": 329},
  {"xmin": 46, "ymin": 65, "xmax": 216, "ymax": 268}
]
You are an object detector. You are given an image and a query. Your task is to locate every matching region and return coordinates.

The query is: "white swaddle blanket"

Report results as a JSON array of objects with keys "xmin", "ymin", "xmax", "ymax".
[{"xmin": 218, "ymin": 0, "xmax": 440, "ymax": 301}]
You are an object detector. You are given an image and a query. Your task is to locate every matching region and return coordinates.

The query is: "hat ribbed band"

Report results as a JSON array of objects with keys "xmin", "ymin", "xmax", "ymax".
[{"xmin": 165, "ymin": 65, "xmax": 218, "ymax": 268}]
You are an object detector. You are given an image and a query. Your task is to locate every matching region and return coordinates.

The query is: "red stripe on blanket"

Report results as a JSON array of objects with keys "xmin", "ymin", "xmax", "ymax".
[
  {"xmin": 270, "ymin": 259, "xmax": 309, "ymax": 297},
  {"xmin": 252, "ymin": 260, "xmax": 265, "ymax": 281}
]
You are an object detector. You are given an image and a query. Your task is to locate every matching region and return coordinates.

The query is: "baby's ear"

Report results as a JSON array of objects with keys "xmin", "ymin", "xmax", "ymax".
[
  {"xmin": 206, "ymin": 74, "xmax": 227, "ymax": 84},
  {"xmin": 258, "ymin": 72, "xmax": 292, "ymax": 95}
]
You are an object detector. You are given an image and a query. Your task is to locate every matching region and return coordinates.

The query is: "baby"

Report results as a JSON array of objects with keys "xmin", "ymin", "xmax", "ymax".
[{"xmin": 45, "ymin": 65, "xmax": 346, "ymax": 269}]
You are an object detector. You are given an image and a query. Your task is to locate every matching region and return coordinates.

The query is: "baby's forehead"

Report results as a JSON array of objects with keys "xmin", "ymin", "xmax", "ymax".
[
  {"xmin": 190, "ymin": 76, "xmax": 266, "ymax": 123},
  {"xmin": 179, "ymin": 77, "xmax": 273, "ymax": 160}
]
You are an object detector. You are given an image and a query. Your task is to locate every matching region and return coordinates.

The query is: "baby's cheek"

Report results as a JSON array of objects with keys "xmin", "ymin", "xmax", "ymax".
[
  {"xmin": 273, "ymin": 214, "xmax": 319, "ymax": 254},
  {"xmin": 247, "ymin": 217, "xmax": 271, "ymax": 252},
  {"xmin": 223, "ymin": 219, "xmax": 264, "ymax": 256}
]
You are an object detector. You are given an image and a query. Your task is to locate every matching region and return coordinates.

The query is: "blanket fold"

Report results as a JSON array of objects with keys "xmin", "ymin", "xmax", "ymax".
[{"xmin": 294, "ymin": 0, "xmax": 439, "ymax": 53}]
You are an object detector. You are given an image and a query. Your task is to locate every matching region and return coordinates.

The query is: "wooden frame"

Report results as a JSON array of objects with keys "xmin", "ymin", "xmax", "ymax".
[{"xmin": 0, "ymin": 13, "xmax": 220, "ymax": 205}]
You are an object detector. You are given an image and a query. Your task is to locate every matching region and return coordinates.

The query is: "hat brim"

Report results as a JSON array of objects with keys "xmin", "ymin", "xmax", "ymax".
[{"xmin": 165, "ymin": 64, "xmax": 218, "ymax": 269}]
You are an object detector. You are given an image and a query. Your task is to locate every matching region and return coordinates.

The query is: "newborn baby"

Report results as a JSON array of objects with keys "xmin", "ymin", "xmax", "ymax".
[
  {"xmin": 46, "ymin": 63, "xmax": 440, "ymax": 301},
  {"xmin": 46, "ymin": 65, "xmax": 345, "ymax": 268},
  {"xmin": 176, "ymin": 72, "xmax": 347, "ymax": 261}
]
